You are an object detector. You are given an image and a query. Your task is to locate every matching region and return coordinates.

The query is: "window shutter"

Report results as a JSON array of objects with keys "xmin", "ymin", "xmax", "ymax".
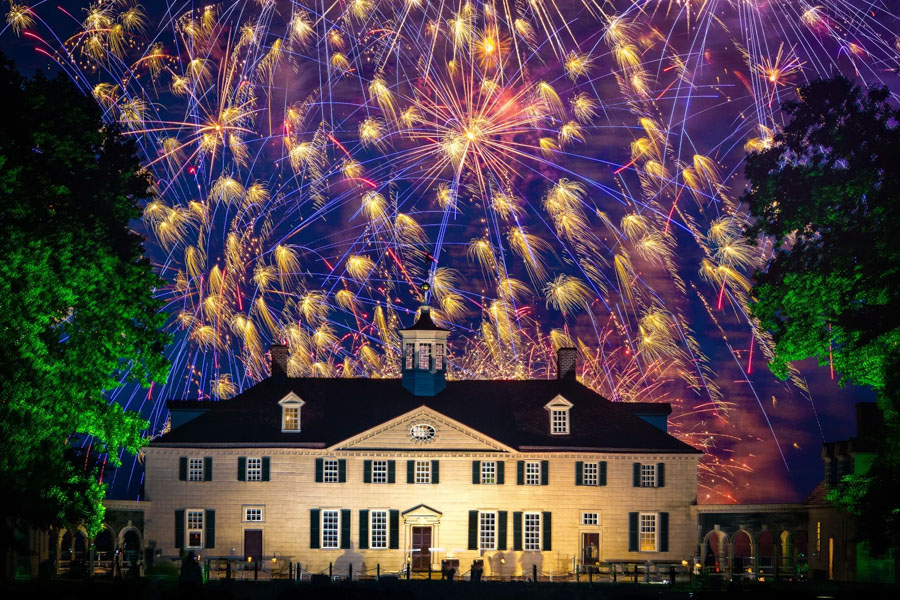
[
  {"xmin": 497, "ymin": 461, "xmax": 505, "ymax": 485},
  {"xmin": 175, "ymin": 510, "xmax": 184, "ymax": 548},
  {"xmin": 338, "ymin": 459, "xmax": 347, "ymax": 483},
  {"xmin": 541, "ymin": 512, "xmax": 552, "ymax": 551},
  {"xmin": 204, "ymin": 457, "xmax": 213, "ymax": 481},
  {"xmin": 431, "ymin": 460, "xmax": 439, "ymax": 484},
  {"xmin": 262, "ymin": 457, "xmax": 270, "ymax": 481},
  {"xmin": 628, "ymin": 512, "xmax": 638, "ymax": 551},
  {"xmin": 389, "ymin": 510, "xmax": 399, "ymax": 549},
  {"xmin": 659, "ymin": 512, "xmax": 669, "ymax": 552},
  {"xmin": 633, "ymin": 462, "xmax": 641, "ymax": 487},
  {"xmin": 472, "ymin": 461, "xmax": 481, "ymax": 484},
  {"xmin": 575, "ymin": 461, "xmax": 583, "ymax": 486},
  {"xmin": 359, "ymin": 510, "xmax": 369, "ymax": 550},
  {"xmin": 315, "ymin": 458, "xmax": 323, "ymax": 483},
  {"xmin": 364, "ymin": 460, "xmax": 372, "ymax": 483},
  {"xmin": 179, "ymin": 457, "xmax": 187, "ymax": 481},
  {"xmin": 468, "ymin": 511, "xmax": 478, "ymax": 550},
  {"xmin": 388, "ymin": 460, "xmax": 396, "ymax": 483},
  {"xmin": 657, "ymin": 462, "xmax": 665, "ymax": 487},
  {"xmin": 340, "ymin": 509, "xmax": 351, "ymax": 549},
  {"xmin": 513, "ymin": 512, "xmax": 523, "ymax": 551},
  {"xmin": 204, "ymin": 510, "xmax": 215, "ymax": 548},
  {"xmin": 238, "ymin": 457, "xmax": 246, "ymax": 481},
  {"xmin": 600, "ymin": 461, "xmax": 607, "ymax": 486},
  {"xmin": 541, "ymin": 460, "xmax": 549, "ymax": 485},
  {"xmin": 407, "ymin": 460, "xmax": 415, "ymax": 483},
  {"xmin": 516, "ymin": 461, "xmax": 524, "ymax": 485},
  {"xmin": 497, "ymin": 511, "xmax": 507, "ymax": 550},
  {"xmin": 310, "ymin": 509, "xmax": 320, "ymax": 549}
]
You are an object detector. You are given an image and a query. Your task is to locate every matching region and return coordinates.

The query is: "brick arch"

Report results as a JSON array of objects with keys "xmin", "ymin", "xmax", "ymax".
[
  {"xmin": 701, "ymin": 529, "xmax": 730, "ymax": 572},
  {"xmin": 732, "ymin": 529, "xmax": 754, "ymax": 575}
]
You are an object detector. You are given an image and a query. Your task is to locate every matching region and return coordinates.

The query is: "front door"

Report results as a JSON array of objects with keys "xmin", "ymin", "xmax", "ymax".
[
  {"xmin": 412, "ymin": 526, "xmax": 431, "ymax": 571},
  {"xmin": 582, "ymin": 533, "xmax": 600, "ymax": 568},
  {"xmin": 244, "ymin": 530, "xmax": 262, "ymax": 562}
]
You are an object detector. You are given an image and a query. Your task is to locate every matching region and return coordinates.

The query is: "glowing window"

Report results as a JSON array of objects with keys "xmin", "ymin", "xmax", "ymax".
[{"xmin": 639, "ymin": 513, "xmax": 657, "ymax": 552}]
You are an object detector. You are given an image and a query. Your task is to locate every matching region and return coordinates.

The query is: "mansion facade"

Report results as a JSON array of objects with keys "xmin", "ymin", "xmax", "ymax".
[{"xmin": 141, "ymin": 307, "xmax": 702, "ymax": 577}]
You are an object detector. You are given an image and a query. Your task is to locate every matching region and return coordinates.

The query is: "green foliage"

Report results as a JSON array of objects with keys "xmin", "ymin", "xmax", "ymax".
[
  {"xmin": 744, "ymin": 76, "xmax": 900, "ymax": 551},
  {"xmin": 0, "ymin": 55, "xmax": 170, "ymax": 540}
]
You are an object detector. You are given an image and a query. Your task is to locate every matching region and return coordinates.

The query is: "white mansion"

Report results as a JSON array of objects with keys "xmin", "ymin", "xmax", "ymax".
[{"xmin": 142, "ymin": 307, "xmax": 701, "ymax": 578}]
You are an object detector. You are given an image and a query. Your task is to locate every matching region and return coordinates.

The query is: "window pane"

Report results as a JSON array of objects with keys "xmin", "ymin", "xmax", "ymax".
[
  {"xmin": 583, "ymin": 462, "xmax": 598, "ymax": 486},
  {"xmin": 372, "ymin": 460, "xmax": 388, "ymax": 484},
  {"xmin": 418, "ymin": 344, "xmax": 431, "ymax": 370},
  {"xmin": 415, "ymin": 460, "xmax": 431, "ymax": 484},
  {"xmin": 434, "ymin": 344, "xmax": 444, "ymax": 370},
  {"xmin": 371, "ymin": 511, "xmax": 387, "ymax": 549},
  {"xmin": 640, "ymin": 464, "xmax": 656, "ymax": 487},
  {"xmin": 581, "ymin": 512, "xmax": 598, "ymax": 526},
  {"xmin": 324, "ymin": 460, "xmax": 339, "ymax": 483},
  {"xmin": 188, "ymin": 458, "xmax": 204, "ymax": 482},
  {"xmin": 245, "ymin": 507, "xmax": 262, "ymax": 522},
  {"xmin": 186, "ymin": 510, "xmax": 203, "ymax": 548},
  {"xmin": 247, "ymin": 457, "xmax": 262, "ymax": 481},
  {"xmin": 551, "ymin": 409, "xmax": 568, "ymax": 434},
  {"xmin": 405, "ymin": 344, "xmax": 414, "ymax": 370},
  {"xmin": 284, "ymin": 407, "xmax": 299, "ymax": 431},
  {"xmin": 479, "ymin": 512, "xmax": 496, "ymax": 550},
  {"xmin": 524, "ymin": 513, "xmax": 541, "ymax": 551},
  {"xmin": 322, "ymin": 510, "xmax": 339, "ymax": 549},
  {"xmin": 525, "ymin": 461, "xmax": 541, "ymax": 485},
  {"xmin": 639, "ymin": 513, "xmax": 657, "ymax": 551},
  {"xmin": 481, "ymin": 461, "xmax": 495, "ymax": 484}
]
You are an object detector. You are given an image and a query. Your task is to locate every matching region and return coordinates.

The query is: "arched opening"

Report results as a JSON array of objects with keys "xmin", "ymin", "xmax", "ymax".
[
  {"xmin": 123, "ymin": 529, "xmax": 141, "ymax": 570},
  {"xmin": 702, "ymin": 531, "xmax": 729, "ymax": 573},
  {"xmin": 757, "ymin": 530, "xmax": 774, "ymax": 575},
  {"xmin": 779, "ymin": 531, "xmax": 792, "ymax": 569},
  {"xmin": 94, "ymin": 528, "xmax": 115, "ymax": 576},
  {"xmin": 733, "ymin": 530, "xmax": 753, "ymax": 576}
]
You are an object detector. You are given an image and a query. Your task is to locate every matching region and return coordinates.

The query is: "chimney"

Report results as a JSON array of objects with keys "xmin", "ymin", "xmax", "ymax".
[
  {"xmin": 270, "ymin": 344, "xmax": 288, "ymax": 377},
  {"xmin": 557, "ymin": 347, "xmax": 576, "ymax": 381}
]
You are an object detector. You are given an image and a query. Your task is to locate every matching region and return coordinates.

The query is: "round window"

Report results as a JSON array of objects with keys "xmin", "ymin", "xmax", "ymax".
[{"xmin": 409, "ymin": 423, "xmax": 436, "ymax": 442}]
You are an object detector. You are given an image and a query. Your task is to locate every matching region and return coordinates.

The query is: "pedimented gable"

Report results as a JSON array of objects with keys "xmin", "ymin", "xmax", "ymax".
[{"xmin": 330, "ymin": 406, "xmax": 513, "ymax": 452}]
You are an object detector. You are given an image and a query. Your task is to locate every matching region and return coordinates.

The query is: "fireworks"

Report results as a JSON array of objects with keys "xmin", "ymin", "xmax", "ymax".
[{"xmin": 5, "ymin": 0, "xmax": 898, "ymax": 502}]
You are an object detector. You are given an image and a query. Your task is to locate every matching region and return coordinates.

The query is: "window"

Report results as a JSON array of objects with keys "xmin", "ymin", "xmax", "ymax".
[
  {"xmin": 405, "ymin": 344, "xmax": 414, "ymax": 370},
  {"xmin": 583, "ymin": 462, "xmax": 598, "ymax": 486},
  {"xmin": 434, "ymin": 343, "xmax": 444, "ymax": 369},
  {"xmin": 186, "ymin": 510, "xmax": 204, "ymax": 548},
  {"xmin": 551, "ymin": 409, "xmax": 569, "ymax": 434},
  {"xmin": 816, "ymin": 521, "xmax": 821, "ymax": 553},
  {"xmin": 415, "ymin": 460, "xmax": 431, "ymax": 484},
  {"xmin": 321, "ymin": 510, "xmax": 339, "ymax": 549},
  {"xmin": 188, "ymin": 458, "xmax": 204, "ymax": 482},
  {"xmin": 244, "ymin": 507, "xmax": 263, "ymax": 522},
  {"xmin": 418, "ymin": 343, "xmax": 431, "ymax": 369},
  {"xmin": 479, "ymin": 512, "xmax": 496, "ymax": 550},
  {"xmin": 283, "ymin": 407, "xmax": 299, "ymax": 431},
  {"xmin": 370, "ymin": 510, "xmax": 388, "ymax": 549},
  {"xmin": 372, "ymin": 460, "xmax": 388, "ymax": 484},
  {"xmin": 639, "ymin": 513, "xmax": 657, "ymax": 551},
  {"xmin": 323, "ymin": 459, "xmax": 339, "ymax": 483},
  {"xmin": 481, "ymin": 461, "xmax": 496, "ymax": 484},
  {"xmin": 524, "ymin": 513, "xmax": 541, "ymax": 551},
  {"xmin": 525, "ymin": 461, "xmax": 541, "ymax": 485},
  {"xmin": 640, "ymin": 463, "xmax": 656, "ymax": 487},
  {"xmin": 246, "ymin": 458, "xmax": 262, "ymax": 482},
  {"xmin": 582, "ymin": 512, "xmax": 599, "ymax": 526}
]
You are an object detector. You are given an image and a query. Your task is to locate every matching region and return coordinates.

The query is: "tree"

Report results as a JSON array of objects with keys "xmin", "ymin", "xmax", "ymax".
[
  {"xmin": 744, "ymin": 76, "xmax": 900, "ymax": 551},
  {"xmin": 0, "ymin": 54, "xmax": 170, "ymax": 571}
]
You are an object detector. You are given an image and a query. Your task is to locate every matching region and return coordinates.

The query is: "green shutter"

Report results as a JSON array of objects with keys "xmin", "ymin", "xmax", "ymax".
[
  {"xmin": 389, "ymin": 510, "xmax": 399, "ymax": 549},
  {"xmin": 497, "ymin": 461, "xmax": 505, "ymax": 485},
  {"xmin": 468, "ymin": 511, "xmax": 478, "ymax": 550},
  {"xmin": 541, "ymin": 512, "xmax": 552, "ymax": 551},
  {"xmin": 600, "ymin": 461, "xmax": 607, "ymax": 486},
  {"xmin": 497, "ymin": 511, "xmax": 507, "ymax": 550},
  {"xmin": 657, "ymin": 462, "xmax": 665, "ymax": 487},
  {"xmin": 364, "ymin": 460, "xmax": 372, "ymax": 483},
  {"xmin": 310, "ymin": 509, "xmax": 320, "ymax": 548},
  {"xmin": 407, "ymin": 460, "xmax": 415, "ymax": 483},
  {"xmin": 238, "ymin": 457, "xmax": 246, "ymax": 481},
  {"xmin": 179, "ymin": 457, "xmax": 187, "ymax": 481},
  {"xmin": 359, "ymin": 510, "xmax": 369, "ymax": 550},
  {"xmin": 388, "ymin": 460, "xmax": 396, "ymax": 483},
  {"xmin": 262, "ymin": 457, "xmax": 270, "ymax": 481},
  {"xmin": 472, "ymin": 461, "xmax": 481, "ymax": 484},
  {"xmin": 513, "ymin": 512, "xmax": 523, "ymax": 551},
  {"xmin": 659, "ymin": 512, "xmax": 669, "ymax": 552},
  {"xmin": 633, "ymin": 463, "xmax": 641, "ymax": 487},
  {"xmin": 338, "ymin": 459, "xmax": 347, "ymax": 483},
  {"xmin": 431, "ymin": 460, "xmax": 439, "ymax": 484},
  {"xmin": 516, "ymin": 461, "xmax": 525, "ymax": 485},
  {"xmin": 575, "ymin": 461, "xmax": 583, "ymax": 485},
  {"xmin": 175, "ymin": 510, "xmax": 184, "ymax": 548},
  {"xmin": 628, "ymin": 512, "xmax": 638, "ymax": 551},
  {"xmin": 340, "ymin": 509, "xmax": 351, "ymax": 549},
  {"xmin": 315, "ymin": 458, "xmax": 323, "ymax": 483},
  {"xmin": 204, "ymin": 510, "xmax": 215, "ymax": 549},
  {"xmin": 204, "ymin": 457, "xmax": 213, "ymax": 481},
  {"xmin": 541, "ymin": 460, "xmax": 549, "ymax": 485}
]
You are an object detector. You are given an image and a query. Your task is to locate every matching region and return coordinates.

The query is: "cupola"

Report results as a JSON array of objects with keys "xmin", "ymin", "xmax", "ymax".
[{"xmin": 400, "ymin": 306, "xmax": 449, "ymax": 396}]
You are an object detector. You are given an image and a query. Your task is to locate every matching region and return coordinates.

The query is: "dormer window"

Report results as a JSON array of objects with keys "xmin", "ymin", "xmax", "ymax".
[
  {"xmin": 545, "ymin": 394, "xmax": 573, "ymax": 435},
  {"xmin": 278, "ymin": 392, "xmax": 305, "ymax": 433}
]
